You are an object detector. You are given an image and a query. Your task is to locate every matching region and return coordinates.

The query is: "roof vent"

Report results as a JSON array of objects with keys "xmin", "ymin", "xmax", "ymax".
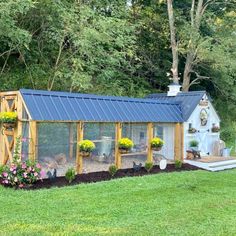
[{"xmin": 167, "ymin": 83, "xmax": 182, "ymax": 96}]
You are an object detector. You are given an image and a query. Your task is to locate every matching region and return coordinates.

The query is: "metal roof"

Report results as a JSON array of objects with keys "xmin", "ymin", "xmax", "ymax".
[
  {"xmin": 146, "ymin": 91, "xmax": 206, "ymax": 121},
  {"xmin": 20, "ymin": 89, "xmax": 183, "ymax": 123}
]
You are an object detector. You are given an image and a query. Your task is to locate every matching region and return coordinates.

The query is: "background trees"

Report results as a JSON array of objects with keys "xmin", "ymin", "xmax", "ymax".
[{"xmin": 0, "ymin": 0, "xmax": 235, "ymax": 143}]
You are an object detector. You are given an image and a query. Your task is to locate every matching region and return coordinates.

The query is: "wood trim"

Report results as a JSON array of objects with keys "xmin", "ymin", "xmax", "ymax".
[
  {"xmin": 18, "ymin": 92, "xmax": 32, "ymax": 120},
  {"xmin": 174, "ymin": 122, "xmax": 183, "ymax": 160},
  {"xmin": 115, "ymin": 122, "xmax": 122, "ymax": 169},
  {"xmin": 76, "ymin": 122, "xmax": 84, "ymax": 174},
  {"xmin": 29, "ymin": 121, "xmax": 37, "ymax": 161},
  {"xmin": 147, "ymin": 122, "xmax": 154, "ymax": 162},
  {"xmin": 69, "ymin": 123, "xmax": 74, "ymax": 159}
]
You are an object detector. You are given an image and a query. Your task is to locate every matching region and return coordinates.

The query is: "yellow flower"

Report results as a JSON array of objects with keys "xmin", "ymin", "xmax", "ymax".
[
  {"xmin": 118, "ymin": 138, "xmax": 134, "ymax": 149},
  {"xmin": 150, "ymin": 137, "xmax": 164, "ymax": 148},
  {"xmin": 79, "ymin": 140, "xmax": 95, "ymax": 152},
  {"xmin": 0, "ymin": 112, "xmax": 17, "ymax": 123}
]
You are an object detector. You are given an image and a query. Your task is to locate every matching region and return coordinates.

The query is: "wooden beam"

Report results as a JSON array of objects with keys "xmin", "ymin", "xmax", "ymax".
[
  {"xmin": 147, "ymin": 123, "xmax": 154, "ymax": 162},
  {"xmin": 180, "ymin": 123, "xmax": 184, "ymax": 160},
  {"xmin": 29, "ymin": 121, "xmax": 37, "ymax": 161},
  {"xmin": 174, "ymin": 122, "xmax": 183, "ymax": 160},
  {"xmin": 76, "ymin": 122, "xmax": 84, "ymax": 174},
  {"xmin": 115, "ymin": 122, "xmax": 122, "ymax": 169}
]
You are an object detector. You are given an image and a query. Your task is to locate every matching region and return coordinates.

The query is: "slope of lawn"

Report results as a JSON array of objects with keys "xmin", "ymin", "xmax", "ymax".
[{"xmin": 1, "ymin": 169, "xmax": 236, "ymax": 235}]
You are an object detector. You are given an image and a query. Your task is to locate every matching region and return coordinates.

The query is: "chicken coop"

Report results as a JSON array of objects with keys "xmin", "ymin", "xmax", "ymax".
[{"xmin": 0, "ymin": 89, "xmax": 184, "ymax": 176}]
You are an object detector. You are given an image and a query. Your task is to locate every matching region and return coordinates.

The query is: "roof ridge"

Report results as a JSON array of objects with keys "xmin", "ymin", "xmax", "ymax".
[{"xmin": 20, "ymin": 89, "xmax": 181, "ymax": 107}]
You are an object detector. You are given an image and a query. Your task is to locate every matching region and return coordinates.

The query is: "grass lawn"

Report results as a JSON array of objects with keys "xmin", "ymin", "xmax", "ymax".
[{"xmin": 1, "ymin": 170, "xmax": 236, "ymax": 236}]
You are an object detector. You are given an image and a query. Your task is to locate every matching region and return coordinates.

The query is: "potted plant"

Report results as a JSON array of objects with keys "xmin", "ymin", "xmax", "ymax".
[
  {"xmin": 211, "ymin": 124, "xmax": 220, "ymax": 133},
  {"xmin": 118, "ymin": 138, "xmax": 134, "ymax": 153},
  {"xmin": 0, "ymin": 112, "xmax": 17, "ymax": 129},
  {"xmin": 189, "ymin": 140, "xmax": 199, "ymax": 151},
  {"xmin": 150, "ymin": 137, "xmax": 164, "ymax": 151},
  {"xmin": 78, "ymin": 140, "xmax": 95, "ymax": 157},
  {"xmin": 188, "ymin": 127, "xmax": 197, "ymax": 134}
]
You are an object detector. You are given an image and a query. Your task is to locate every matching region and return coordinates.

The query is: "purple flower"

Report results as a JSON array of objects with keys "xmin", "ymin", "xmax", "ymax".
[
  {"xmin": 23, "ymin": 172, "xmax": 28, "ymax": 178},
  {"xmin": 36, "ymin": 163, "xmax": 41, "ymax": 169},
  {"xmin": 21, "ymin": 163, "xmax": 27, "ymax": 169},
  {"xmin": 13, "ymin": 170, "xmax": 16, "ymax": 175},
  {"xmin": 21, "ymin": 153, "xmax": 25, "ymax": 158},
  {"xmin": 3, "ymin": 180, "xmax": 9, "ymax": 184},
  {"xmin": 21, "ymin": 137, "xmax": 27, "ymax": 142},
  {"xmin": 40, "ymin": 170, "xmax": 46, "ymax": 178}
]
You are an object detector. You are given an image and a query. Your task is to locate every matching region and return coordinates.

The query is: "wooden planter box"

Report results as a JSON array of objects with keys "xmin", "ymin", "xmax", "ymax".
[{"xmin": 2, "ymin": 122, "xmax": 16, "ymax": 129}]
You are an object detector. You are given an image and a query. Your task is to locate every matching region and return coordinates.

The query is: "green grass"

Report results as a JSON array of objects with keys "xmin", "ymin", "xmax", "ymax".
[{"xmin": 1, "ymin": 170, "xmax": 236, "ymax": 235}]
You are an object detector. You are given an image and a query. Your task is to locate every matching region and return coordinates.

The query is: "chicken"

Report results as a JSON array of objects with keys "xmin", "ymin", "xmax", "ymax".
[
  {"xmin": 133, "ymin": 162, "xmax": 142, "ymax": 172},
  {"xmin": 47, "ymin": 168, "xmax": 57, "ymax": 180}
]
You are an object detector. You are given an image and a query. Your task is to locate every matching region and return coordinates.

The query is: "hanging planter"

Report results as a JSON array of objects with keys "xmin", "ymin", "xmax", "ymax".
[
  {"xmin": 78, "ymin": 140, "xmax": 95, "ymax": 158},
  {"xmin": 118, "ymin": 138, "xmax": 134, "ymax": 154},
  {"xmin": 188, "ymin": 127, "xmax": 197, "ymax": 134},
  {"xmin": 0, "ymin": 112, "xmax": 17, "ymax": 130},
  {"xmin": 150, "ymin": 137, "xmax": 164, "ymax": 151},
  {"xmin": 211, "ymin": 126, "xmax": 220, "ymax": 133}
]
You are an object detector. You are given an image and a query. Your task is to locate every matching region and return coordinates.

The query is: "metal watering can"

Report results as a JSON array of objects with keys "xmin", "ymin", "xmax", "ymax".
[{"xmin": 221, "ymin": 147, "xmax": 233, "ymax": 157}]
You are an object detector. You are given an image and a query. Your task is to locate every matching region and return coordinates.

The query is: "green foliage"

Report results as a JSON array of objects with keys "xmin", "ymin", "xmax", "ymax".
[
  {"xmin": 78, "ymin": 140, "xmax": 95, "ymax": 153},
  {"xmin": 65, "ymin": 168, "xmax": 76, "ymax": 184},
  {"xmin": 145, "ymin": 162, "xmax": 154, "ymax": 173},
  {"xmin": 189, "ymin": 140, "xmax": 199, "ymax": 147},
  {"xmin": 175, "ymin": 160, "xmax": 183, "ymax": 169},
  {"xmin": 108, "ymin": 165, "xmax": 118, "ymax": 177}
]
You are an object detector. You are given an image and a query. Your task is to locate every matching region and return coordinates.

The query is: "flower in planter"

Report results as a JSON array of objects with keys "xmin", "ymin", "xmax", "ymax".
[
  {"xmin": 78, "ymin": 140, "xmax": 95, "ymax": 157},
  {"xmin": 118, "ymin": 138, "xmax": 134, "ymax": 152},
  {"xmin": 150, "ymin": 137, "xmax": 164, "ymax": 151},
  {"xmin": 0, "ymin": 112, "xmax": 17, "ymax": 123}
]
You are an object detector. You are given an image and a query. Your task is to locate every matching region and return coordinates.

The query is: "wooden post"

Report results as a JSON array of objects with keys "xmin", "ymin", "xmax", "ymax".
[
  {"xmin": 76, "ymin": 122, "xmax": 84, "ymax": 174},
  {"xmin": 29, "ymin": 121, "xmax": 37, "ymax": 161},
  {"xmin": 180, "ymin": 123, "xmax": 184, "ymax": 160},
  {"xmin": 69, "ymin": 123, "xmax": 74, "ymax": 159},
  {"xmin": 147, "ymin": 122, "xmax": 154, "ymax": 162},
  {"xmin": 115, "ymin": 122, "xmax": 122, "ymax": 169},
  {"xmin": 174, "ymin": 122, "xmax": 183, "ymax": 160}
]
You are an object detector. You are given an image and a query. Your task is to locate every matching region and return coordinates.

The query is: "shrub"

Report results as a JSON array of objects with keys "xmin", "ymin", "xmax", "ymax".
[
  {"xmin": 1, "ymin": 161, "xmax": 43, "ymax": 188},
  {"xmin": 108, "ymin": 165, "xmax": 118, "ymax": 177},
  {"xmin": 0, "ymin": 165, "xmax": 4, "ymax": 175},
  {"xmin": 150, "ymin": 137, "xmax": 164, "ymax": 148},
  {"xmin": 0, "ymin": 112, "xmax": 17, "ymax": 123},
  {"xmin": 175, "ymin": 160, "xmax": 183, "ymax": 169},
  {"xmin": 118, "ymin": 138, "xmax": 134, "ymax": 150},
  {"xmin": 65, "ymin": 168, "xmax": 76, "ymax": 183},
  {"xmin": 145, "ymin": 162, "xmax": 154, "ymax": 173},
  {"xmin": 78, "ymin": 140, "xmax": 95, "ymax": 152},
  {"xmin": 189, "ymin": 140, "xmax": 199, "ymax": 147}
]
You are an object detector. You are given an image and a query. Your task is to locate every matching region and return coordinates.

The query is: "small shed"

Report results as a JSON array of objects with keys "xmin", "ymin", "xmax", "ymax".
[{"xmin": 0, "ymin": 89, "xmax": 184, "ymax": 175}]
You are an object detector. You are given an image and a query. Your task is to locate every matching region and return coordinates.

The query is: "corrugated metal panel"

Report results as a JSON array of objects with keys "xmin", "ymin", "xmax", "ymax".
[
  {"xmin": 20, "ymin": 89, "xmax": 183, "ymax": 123},
  {"xmin": 147, "ymin": 91, "xmax": 206, "ymax": 121}
]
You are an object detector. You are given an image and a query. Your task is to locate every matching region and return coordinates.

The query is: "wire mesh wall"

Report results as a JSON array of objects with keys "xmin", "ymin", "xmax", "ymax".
[
  {"xmin": 121, "ymin": 123, "xmax": 148, "ymax": 169},
  {"xmin": 37, "ymin": 122, "xmax": 77, "ymax": 176},
  {"xmin": 83, "ymin": 122, "xmax": 116, "ymax": 173}
]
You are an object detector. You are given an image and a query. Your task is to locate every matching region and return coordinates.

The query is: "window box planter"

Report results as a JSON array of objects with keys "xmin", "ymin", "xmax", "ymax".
[{"xmin": 188, "ymin": 128, "xmax": 197, "ymax": 134}]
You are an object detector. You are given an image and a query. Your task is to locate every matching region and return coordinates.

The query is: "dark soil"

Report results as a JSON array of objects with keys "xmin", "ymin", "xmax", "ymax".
[{"xmin": 1, "ymin": 164, "xmax": 201, "ymax": 190}]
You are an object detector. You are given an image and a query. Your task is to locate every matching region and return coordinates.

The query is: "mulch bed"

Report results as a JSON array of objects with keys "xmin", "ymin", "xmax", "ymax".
[{"xmin": 1, "ymin": 164, "xmax": 201, "ymax": 190}]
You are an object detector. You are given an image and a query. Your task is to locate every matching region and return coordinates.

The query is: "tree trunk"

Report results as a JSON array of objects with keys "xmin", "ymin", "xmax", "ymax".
[{"xmin": 167, "ymin": 0, "xmax": 179, "ymax": 84}]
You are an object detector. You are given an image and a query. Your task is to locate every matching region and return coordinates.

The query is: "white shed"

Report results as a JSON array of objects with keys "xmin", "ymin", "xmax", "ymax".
[{"xmin": 147, "ymin": 85, "xmax": 221, "ymax": 159}]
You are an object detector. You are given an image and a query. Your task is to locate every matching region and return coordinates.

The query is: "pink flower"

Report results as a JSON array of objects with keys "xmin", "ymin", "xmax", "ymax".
[
  {"xmin": 2, "ymin": 172, "xmax": 8, "ymax": 177},
  {"xmin": 22, "ymin": 163, "xmax": 27, "ymax": 169},
  {"xmin": 19, "ymin": 184, "xmax": 24, "ymax": 188},
  {"xmin": 21, "ymin": 153, "xmax": 25, "ymax": 158},
  {"xmin": 13, "ymin": 170, "xmax": 16, "ymax": 175},
  {"xmin": 40, "ymin": 170, "xmax": 46, "ymax": 178},
  {"xmin": 28, "ymin": 167, "xmax": 32, "ymax": 172},
  {"xmin": 36, "ymin": 163, "xmax": 41, "ymax": 169},
  {"xmin": 23, "ymin": 172, "xmax": 28, "ymax": 178},
  {"xmin": 34, "ymin": 172, "xmax": 38, "ymax": 177},
  {"xmin": 22, "ymin": 137, "xmax": 27, "ymax": 142},
  {"xmin": 3, "ymin": 180, "xmax": 9, "ymax": 184}
]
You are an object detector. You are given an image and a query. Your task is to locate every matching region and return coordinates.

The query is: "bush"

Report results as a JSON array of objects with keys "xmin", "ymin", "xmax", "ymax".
[
  {"xmin": 0, "ymin": 165, "xmax": 4, "ymax": 175},
  {"xmin": 189, "ymin": 140, "xmax": 199, "ymax": 147},
  {"xmin": 0, "ymin": 112, "xmax": 17, "ymax": 123},
  {"xmin": 1, "ymin": 161, "xmax": 43, "ymax": 188},
  {"xmin": 150, "ymin": 137, "xmax": 164, "ymax": 148},
  {"xmin": 78, "ymin": 140, "xmax": 95, "ymax": 152},
  {"xmin": 145, "ymin": 162, "xmax": 154, "ymax": 173},
  {"xmin": 65, "ymin": 168, "xmax": 76, "ymax": 183},
  {"xmin": 108, "ymin": 165, "xmax": 118, "ymax": 177},
  {"xmin": 175, "ymin": 160, "xmax": 183, "ymax": 169},
  {"xmin": 118, "ymin": 138, "xmax": 134, "ymax": 150}
]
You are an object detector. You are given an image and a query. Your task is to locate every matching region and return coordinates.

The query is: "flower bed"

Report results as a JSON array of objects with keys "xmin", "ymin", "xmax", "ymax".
[{"xmin": 0, "ymin": 163, "xmax": 201, "ymax": 190}]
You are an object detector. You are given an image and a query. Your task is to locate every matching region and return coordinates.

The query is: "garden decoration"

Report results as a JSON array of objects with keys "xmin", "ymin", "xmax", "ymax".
[
  {"xmin": 78, "ymin": 140, "xmax": 95, "ymax": 157},
  {"xmin": 200, "ymin": 108, "xmax": 208, "ymax": 126},
  {"xmin": 133, "ymin": 161, "xmax": 142, "ymax": 171},
  {"xmin": 0, "ymin": 112, "xmax": 17, "ymax": 129},
  {"xmin": 150, "ymin": 137, "xmax": 164, "ymax": 151},
  {"xmin": 160, "ymin": 159, "xmax": 167, "ymax": 170},
  {"xmin": 118, "ymin": 138, "xmax": 134, "ymax": 153}
]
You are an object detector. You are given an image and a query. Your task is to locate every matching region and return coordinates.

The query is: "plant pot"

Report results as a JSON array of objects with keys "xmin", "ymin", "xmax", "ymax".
[
  {"xmin": 211, "ymin": 128, "xmax": 220, "ymax": 133},
  {"xmin": 188, "ymin": 128, "xmax": 197, "ymax": 134},
  {"xmin": 119, "ymin": 148, "xmax": 130, "ymax": 154},
  {"xmin": 151, "ymin": 146, "xmax": 162, "ymax": 151},
  {"xmin": 80, "ymin": 151, "xmax": 91, "ymax": 158},
  {"xmin": 2, "ymin": 122, "xmax": 16, "ymax": 129}
]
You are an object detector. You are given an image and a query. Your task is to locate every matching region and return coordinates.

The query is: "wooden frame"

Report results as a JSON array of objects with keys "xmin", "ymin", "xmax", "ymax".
[
  {"xmin": 115, "ymin": 122, "xmax": 122, "ymax": 168},
  {"xmin": 147, "ymin": 122, "xmax": 154, "ymax": 163},
  {"xmin": 76, "ymin": 121, "xmax": 84, "ymax": 174},
  {"xmin": 174, "ymin": 122, "xmax": 184, "ymax": 161}
]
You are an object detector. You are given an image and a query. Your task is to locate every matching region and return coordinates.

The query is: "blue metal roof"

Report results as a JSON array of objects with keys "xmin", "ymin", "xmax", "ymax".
[
  {"xmin": 147, "ymin": 91, "xmax": 206, "ymax": 121},
  {"xmin": 20, "ymin": 89, "xmax": 183, "ymax": 123}
]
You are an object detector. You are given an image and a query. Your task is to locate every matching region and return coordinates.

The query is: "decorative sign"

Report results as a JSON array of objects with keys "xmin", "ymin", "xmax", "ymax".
[
  {"xmin": 199, "ymin": 100, "xmax": 208, "ymax": 106},
  {"xmin": 200, "ymin": 108, "xmax": 208, "ymax": 126}
]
